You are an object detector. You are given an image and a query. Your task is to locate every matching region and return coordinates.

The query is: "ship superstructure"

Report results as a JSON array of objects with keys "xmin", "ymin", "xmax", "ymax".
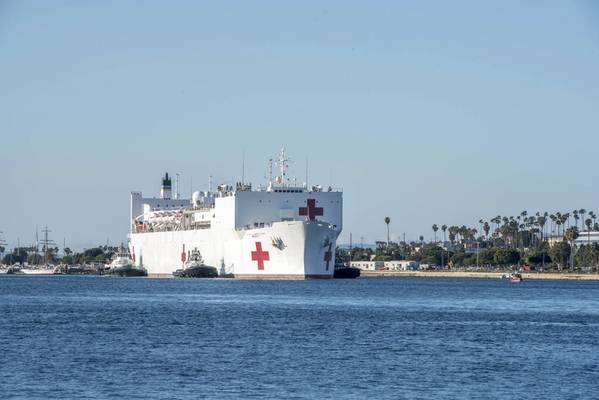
[{"xmin": 128, "ymin": 149, "xmax": 343, "ymax": 278}]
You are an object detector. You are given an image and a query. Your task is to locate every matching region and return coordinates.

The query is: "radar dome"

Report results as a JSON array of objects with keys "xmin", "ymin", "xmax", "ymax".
[{"xmin": 192, "ymin": 191, "xmax": 201, "ymax": 205}]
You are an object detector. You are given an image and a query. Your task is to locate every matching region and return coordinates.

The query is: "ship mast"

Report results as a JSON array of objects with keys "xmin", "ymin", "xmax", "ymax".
[
  {"xmin": 275, "ymin": 147, "xmax": 290, "ymax": 186},
  {"xmin": 0, "ymin": 231, "xmax": 7, "ymax": 255},
  {"xmin": 39, "ymin": 226, "xmax": 56, "ymax": 266}
]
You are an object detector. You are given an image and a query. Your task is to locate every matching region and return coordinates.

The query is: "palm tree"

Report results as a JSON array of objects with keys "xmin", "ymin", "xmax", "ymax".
[
  {"xmin": 483, "ymin": 221, "xmax": 490, "ymax": 240},
  {"xmin": 448, "ymin": 227, "xmax": 456, "ymax": 245},
  {"xmin": 573, "ymin": 210, "xmax": 579, "ymax": 230},
  {"xmin": 585, "ymin": 218, "xmax": 592, "ymax": 244},
  {"xmin": 580, "ymin": 209, "xmax": 586, "ymax": 229},
  {"xmin": 537, "ymin": 215, "xmax": 547, "ymax": 242},
  {"xmin": 441, "ymin": 224, "xmax": 447, "ymax": 244},
  {"xmin": 432, "ymin": 224, "xmax": 439, "ymax": 243},
  {"xmin": 557, "ymin": 212, "xmax": 564, "ymax": 235},
  {"xmin": 565, "ymin": 227, "xmax": 579, "ymax": 271},
  {"xmin": 384, "ymin": 217, "xmax": 390, "ymax": 247}
]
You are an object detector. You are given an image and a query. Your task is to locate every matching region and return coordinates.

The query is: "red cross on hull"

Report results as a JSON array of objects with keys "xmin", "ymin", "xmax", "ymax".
[
  {"xmin": 251, "ymin": 242, "xmax": 270, "ymax": 270},
  {"xmin": 299, "ymin": 198, "xmax": 323, "ymax": 221}
]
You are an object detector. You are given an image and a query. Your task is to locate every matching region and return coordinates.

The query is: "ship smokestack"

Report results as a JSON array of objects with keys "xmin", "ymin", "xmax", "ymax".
[{"xmin": 161, "ymin": 172, "xmax": 172, "ymax": 199}]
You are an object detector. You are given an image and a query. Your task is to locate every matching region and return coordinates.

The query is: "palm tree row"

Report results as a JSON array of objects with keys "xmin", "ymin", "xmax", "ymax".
[{"xmin": 431, "ymin": 209, "xmax": 597, "ymax": 249}]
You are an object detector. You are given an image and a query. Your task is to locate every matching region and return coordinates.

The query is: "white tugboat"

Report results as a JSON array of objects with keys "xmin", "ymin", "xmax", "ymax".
[
  {"xmin": 173, "ymin": 247, "xmax": 218, "ymax": 278},
  {"xmin": 105, "ymin": 247, "xmax": 147, "ymax": 277},
  {"xmin": 128, "ymin": 148, "xmax": 343, "ymax": 279}
]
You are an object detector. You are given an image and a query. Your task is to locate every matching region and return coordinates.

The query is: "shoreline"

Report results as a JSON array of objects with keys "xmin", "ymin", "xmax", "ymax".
[{"xmin": 359, "ymin": 270, "xmax": 599, "ymax": 280}]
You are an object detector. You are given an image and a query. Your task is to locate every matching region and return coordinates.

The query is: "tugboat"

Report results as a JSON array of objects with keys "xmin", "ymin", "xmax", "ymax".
[
  {"xmin": 333, "ymin": 262, "xmax": 361, "ymax": 279},
  {"xmin": 105, "ymin": 248, "xmax": 147, "ymax": 277},
  {"xmin": 173, "ymin": 248, "xmax": 218, "ymax": 278}
]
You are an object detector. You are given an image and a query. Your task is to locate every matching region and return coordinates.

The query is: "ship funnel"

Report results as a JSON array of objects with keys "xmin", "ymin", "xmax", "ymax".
[{"xmin": 161, "ymin": 172, "xmax": 172, "ymax": 199}]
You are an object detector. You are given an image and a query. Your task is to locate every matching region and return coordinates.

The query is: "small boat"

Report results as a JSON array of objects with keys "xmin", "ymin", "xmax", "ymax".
[
  {"xmin": 510, "ymin": 272, "xmax": 523, "ymax": 283},
  {"xmin": 21, "ymin": 265, "xmax": 55, "ymax": 275},
  {"xmin": 333, "ymin": 263, "xmax": 361, "ymax": 279},
  {"xmin": 173, "ymin": 248, "xmax": 218, "ymax": 278},
  {"xmin": 6, "ymin": 265, "xmax": 24, "ymax": 275},
  {"xmin": 105, "ymin": 248, "xmax": 147, "ymax": 277}
]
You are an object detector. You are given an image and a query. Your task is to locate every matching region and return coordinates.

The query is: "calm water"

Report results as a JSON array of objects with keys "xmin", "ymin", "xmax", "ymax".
[{"xmin": 1, "ymin": 276, "xmax": 598, "ymax": 399}]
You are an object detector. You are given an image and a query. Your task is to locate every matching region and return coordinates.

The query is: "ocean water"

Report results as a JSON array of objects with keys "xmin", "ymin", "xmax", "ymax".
[{"xmin": 0, "ymin": 276, "xmax": 598, "ymax": 399}]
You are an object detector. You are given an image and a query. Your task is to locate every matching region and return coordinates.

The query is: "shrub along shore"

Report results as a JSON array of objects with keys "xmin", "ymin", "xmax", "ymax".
[{"xmin": 359, "ymin": 270, "xmax": 599, "ymax": 280}]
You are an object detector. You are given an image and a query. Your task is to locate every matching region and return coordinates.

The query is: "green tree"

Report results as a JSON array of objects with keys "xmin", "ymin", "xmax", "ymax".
[
  {"xmin": 574, "ymin": 243, "xmax": 599, "ymax": 272},
  {"xmin": 27, "ymin": 253, "xmax": 43, "ymax": 265},
  {"xmin": 479, "ymin": 248, "xmax": 497, "ymax": 265},
  {"xmin": 549, "ymin": 241, "xmax": 571, "ymax": 271},
  {"xmin": 432, "ymin": 224, "xmax": 439, "ymax": 243},
  {"xmin": 493, "ymin": 248, "xmax": 520, "ymax": 265},
  {"xmin": 61, "ymin": 255, "xmax": 74, "ymax": 264}
]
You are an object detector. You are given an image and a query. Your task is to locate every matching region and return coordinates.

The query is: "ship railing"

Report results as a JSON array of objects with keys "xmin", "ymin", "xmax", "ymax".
[{"xmin": 132, "ymin": 222, "xmax": 212, "ymax": 233}]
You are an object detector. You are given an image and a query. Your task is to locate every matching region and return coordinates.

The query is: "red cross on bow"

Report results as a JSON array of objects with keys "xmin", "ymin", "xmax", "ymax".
[
  {"xmin": 251, "ymin": 242, "xmax": 270, "ymax": 270},
  {"xmin": 299, "ymin": 198, "xmax": 323, "ymax": 221},
  {"xmin": 324, "ymin": 243, "xmax": 332, "ymax": 271}
]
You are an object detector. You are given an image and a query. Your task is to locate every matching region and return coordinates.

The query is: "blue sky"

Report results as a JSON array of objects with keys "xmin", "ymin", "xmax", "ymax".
[{"xmin": 1, "ymin": 1, "xmax": 599, "ymax": 249}]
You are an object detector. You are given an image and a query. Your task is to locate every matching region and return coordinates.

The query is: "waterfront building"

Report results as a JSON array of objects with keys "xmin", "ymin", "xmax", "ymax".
[{"xmin": 350, "ymin": 260, "xmax": 419, "ymax": 271}]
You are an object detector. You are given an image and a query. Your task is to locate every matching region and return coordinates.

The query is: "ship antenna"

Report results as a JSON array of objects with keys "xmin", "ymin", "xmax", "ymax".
[
  {"xmin": 242, "ymin": 150, "xmax": 245, "ymax": 186},
  {"xmin": 280, "ymin": 147, "xmax": 286, "ymax": 185},
  {"xmin": 268, "ymin": 158, "xmax": 273, "ymax": 185},
  {"xmin": 208, "ymin": 175, "xmax": 213, "ymax": 193},
  {"xmin": 175, "ymin": 173, "xmax": 180, "ymax": 200},
  {"xmin": 276, "ymin": 147, "xmax": 290, "ymax": 186},
  {"xmin": 305, "ymin": 156, "xmax": 308, "ymax": 189}
]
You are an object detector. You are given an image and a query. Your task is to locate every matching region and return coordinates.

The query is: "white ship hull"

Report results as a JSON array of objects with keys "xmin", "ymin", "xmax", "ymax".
[
  {"xmin": 129, "ymin": 220, "xmax": 339, "ymax": 279},
  {"xmin": 21, "ymin": 268, "xmax": 55, "ymax": 275}
]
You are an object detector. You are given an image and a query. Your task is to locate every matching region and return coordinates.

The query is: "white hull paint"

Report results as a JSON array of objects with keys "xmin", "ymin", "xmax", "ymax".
[{"xmin": 129, "ymin": 220, "xmax": 338, "ymax": 279}]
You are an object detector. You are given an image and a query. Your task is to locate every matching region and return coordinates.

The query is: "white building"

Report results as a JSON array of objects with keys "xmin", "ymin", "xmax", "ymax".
[
  {"xmin": 385, "ymin": 260, "xmax": 419, "ymax": 271},
  {"xmin": 350, "ymin": 261, "xmax": 384, "ymax": 271},
  {"xmin": 548, "ymin": 231, "xmax": 599, "ymax": 247},
  {"xmin": 575, "ymin": 231, "xmax": 599, "ymax": 246},
  {"xmin": 350, "ymin": 260, "xmax": 419, "ymax": 271}
]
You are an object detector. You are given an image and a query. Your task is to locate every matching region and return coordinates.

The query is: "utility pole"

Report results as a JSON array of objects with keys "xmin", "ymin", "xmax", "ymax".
[{"xmin": 349, "ymin": 233, "xmax": 352, "ymax": 267}]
